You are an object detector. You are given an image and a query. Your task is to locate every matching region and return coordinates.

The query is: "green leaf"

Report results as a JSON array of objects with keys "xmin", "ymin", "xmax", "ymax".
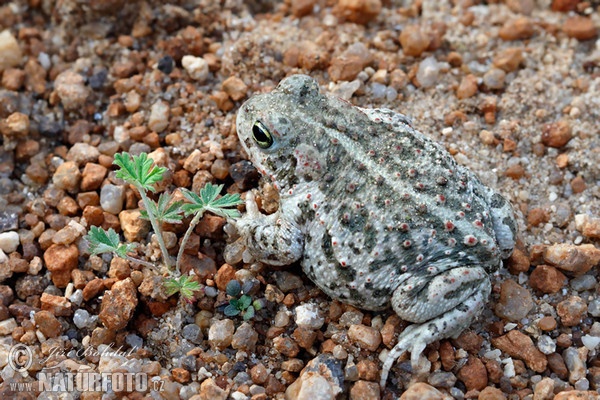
[
  {"xmin": 252, "ymin": 299, "xmax": 264, "ymax": 311},
  {"xmin": 153, "ymin": 193, "xmax": 184, "ymax": 224},
  {"xmin": 239, "ymin": 294, "xmax": 252, "ymax": 310},
  {"xmin": 243, "ymin": 305, "xmax": 255, "ymax": 321},
  {"xmin": 85, "ymin": 226, "xmax": 136, "ymax": 258},
  {"xmin": 224, "ymin": 304, "xmax": 241, "ymax": 316},
  {"xmin": 113, "ymin": 152, "xmax": 166, "ymax": 193},
  {"xmin": 163, "ymin": 275, "xmax": 202, "ymax": 301},
  {"xmin": 180, "ymin": 185, "xmax": 242, "ymax": 219},
  {"xmin": 229, "ymin": 298, "xmax": 240, "ymax": 309},
  {"xmin": 163, "ymin": 278, "xmax": 181, "ymax": 296}
]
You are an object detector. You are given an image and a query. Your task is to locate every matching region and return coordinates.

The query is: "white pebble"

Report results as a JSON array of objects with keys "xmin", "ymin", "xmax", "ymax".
[
  {"xmin": 148, "ymin": 100, "xmax": 170, "ymax": 133},
  {"xmin": 295, "ymin": 303, "xmax": 324, "ymax": 330},
  {"xmin": 0, "ymin": 30, "xmax": 23, "ymax": 71},
  {"xmin": 181, "ymin": 55, "xmax": 209, "ymax": 82},
  {"xmin": 0, "ymin": 231, "xmax": 19, "ymax": 253},
  {"xmin": 581, "ymin": 335, "xmax": 600, "ymax": 350}
]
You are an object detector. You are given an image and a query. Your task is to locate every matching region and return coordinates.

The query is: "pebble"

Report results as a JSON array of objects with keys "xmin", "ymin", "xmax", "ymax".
[
  {"xmin": 119, "ymin": 209, "xmax": 150, "ymax": 243},
  {"xmin": 417, "ymin": 56, "xmax": 443, "ymax": 88},
  {"xmin": 556, "ymin": 296, "xmax": 587, "ymax": 327},
  {"xmin": 581, "ymin": 335, "xmax": 600, "ymax": 351},
  {"xmin": 52, "ymin": 161, "xmax": 82, "ymax": 193},
  {"xmin": 483, "ymin": 68, "xmax": 506, "ymax": 90},
  {"xmin": 349, "ymin": 380, "xmax": 380, "ymax": 399},
  {"xmin": 588, "ymin": 299, "xmax": 600, "ymax": 317},
  {"xmin": 456, "ymin": 74, "xmax": 478, "ymax": 99},
  {"xmin": 66, "ymin": 143, "xmax": 100, "ymax": 166},
  {"xmin": 399, "ymin": 24, "xmax": 430, "ymax": 57},
  {"xmin": 542, "ymin": 120, "xmax": 572, "ymax": 148},
  {"xmin": 98, "ymin": 278, "xmax": 138, "ymax": 330},
  {"xmin": 273, "ymin": 271, "xmax": 304, "ymax": 292},
  {"xmin": 54, "ymin": 70, "xmax": 90, "ymax": 111},
  {"xmin": 73, "ymin": 308, "xmax": 93, "ymax": 329},
  {"xmin": 493, "ymin": 47, "xmax": 524, "ymax": 72},
  {"xmin": 537, "ymin": 335, "xmax": 556, "ymax": 355},
  {"xmin": 399, "ymin": 382, "xmax": 449, "ymax": 400},
  {"xmin": 34, "ymin": 310, "xmax": 63, "ymax": 338},
  {"xmin": 273, "ymin": 336, "xmax": 300, "ymax": 357},
  {"xmin": 494, "ymin": 279, "xmax": 534, "ymax": 321},
  {"xmin": 0, "ymin": 318, "xmax": 17, "ymax": 335},
  {"xmin": 347, "ymin": 324, "xmax": 381, "ymax": 352},
  {"xmin": 181, "ymin": 55, "xmax": 209, "ymax": 82},
  {"xmin": 562, "ymin": 16, "xmax": 597, "ymax": 41},
  {"xmin": 0, "ymin": 30, "xmax": 23, "ymax": 72},
  {"xmin": 456, "ymin": 356, "xmax": 487, "ymax": 391},
  {"xmin": 41, "ymin": 292, "xmax": 72, "ymax": 316},
  {"xmin": 182, "ymin": 323, "xmax": 204, "ymax": 344},
  {"xmin": 43, "ymin": 244, "xmax": 79, "ymax": 288},
  {"xmin": 427, "ymin": 371, "xmax": 457, "ymax": 389},
  {"xmin": 100, "ymin": 184, "xmax": 125, "ymax": 214},
  {"xmin": 534, "ymin": 376, "xmax": 555, "ymax": 400},
  {"xmin": 200, "ymin": 377, "xmax": 229, "ymax": 400},
  {"xmin": 148, "ymin": 100, "xmax": 170, "ymax": 133},
  {"xmin": 208, "ymin": 318, "xmax": 235, "ymax": 350},
  {"xmin": 232, "ymin": 322, "xmax": 258, "ymax": 352},
  {"xmin": 0, "ymin": 231, "xmax": 19, "ymax": 253},
  {"xmin": 570, "ymin": 274, "xmax": 596, "ymax": 291},
  {"xmin": 335, "ymin": 0, "xmax": 381, "ymax": 25},
  {"xmin": 543, "ymin": 244, "xmax": 600, "ymax": 276},
  {"xmin": 295, "ymin": 303, "xmax": 324, "ymax": 330},
  {"xmin": 285, "ymin": 354, "xmax": 344, "ymax": 399},
  {"xmin": 328, "ymin": 55, "xmax": 366, "ymax": 82},
  {"xmin": 538, "ymin": 316, "xmax": 557, "ymax": 331},
  {"xmin": 339, "ymin": 309, "xmax": 364, "ymax": 327},
  {"xmin": 563, "ymin": 347, "xmax": 586, "ymax": 384},
  {"xmin": 291, "ymin": 0, "xmax": 316, "ymax": 17},
  {"xmin": 222, "ymin": 76, "xmax": 248, "ymax": 101},
  {"xmin": 529, "ymin": 265, "xmax": 567, "ymax": 293},
  {"xmin": 491, "ymin": 330, "xmax": 547, "ymax": 373},
  {"xmin": 499, "ymin": 17, "xmax": 535, "ymax": 41}
]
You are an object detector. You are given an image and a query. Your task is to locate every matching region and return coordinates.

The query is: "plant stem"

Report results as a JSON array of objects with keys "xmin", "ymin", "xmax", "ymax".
[
  {"xmin": 125, "ymin": 255, "xmax": 156, "ymax": 269},
  {"xmin": 138, "ymin": 186, "xmax": 174, "ymax": 268},
  {"xmin": 176, "ymin": 210, "xmax": 205, "ymax": 272}
]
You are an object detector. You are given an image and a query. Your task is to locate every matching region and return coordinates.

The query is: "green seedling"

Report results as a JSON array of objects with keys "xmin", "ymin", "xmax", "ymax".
[
  {"xmin": 164, "ymin": 275, "xmax": 203, "ymax": 303},
  {"xmin": 85, "ymin": 226, "xmax": 154, "ymax": 268},
  {"xmin": 223, "ymin": 280, "xmax": 263, "ymax": 321}
]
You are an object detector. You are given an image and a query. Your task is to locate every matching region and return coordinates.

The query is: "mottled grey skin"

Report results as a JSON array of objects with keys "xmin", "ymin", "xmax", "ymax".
[{"xmin": 234, "ymin": 75, "xmax": 517, "ymax": 387}]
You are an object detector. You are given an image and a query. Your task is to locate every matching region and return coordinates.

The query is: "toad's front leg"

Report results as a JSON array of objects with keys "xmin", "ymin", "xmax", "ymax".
[
  {"xmin": 381, "ymin": 266, "xmax": 491, "ymax": 387},
  {"xmin": 235, "ymin": 191, "xmax": 304, "ymax": 266}
]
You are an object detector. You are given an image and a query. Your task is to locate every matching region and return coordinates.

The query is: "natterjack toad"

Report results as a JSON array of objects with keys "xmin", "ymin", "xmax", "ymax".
[{"xmin": 234, "ymin": 75, "xmax": 517, "ymax": 387}]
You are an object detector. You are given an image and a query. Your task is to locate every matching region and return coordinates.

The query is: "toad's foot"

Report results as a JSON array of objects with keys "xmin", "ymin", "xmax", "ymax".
[{"xmin": 381, "ymin": 266, "xmax": 491, "ymax": 387}]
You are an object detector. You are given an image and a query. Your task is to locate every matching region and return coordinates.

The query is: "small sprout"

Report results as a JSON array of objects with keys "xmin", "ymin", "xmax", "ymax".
[
  {"xmin": 243, "ymin": 305, "xmax": 255, "ymax": 321},
  {"xmin": 164, "ymin": 275, "xmax": 202, "ymax": 302},
  {"xmin": 141, "ymin": 192, "xmax": 184, "ymax": 225},
  {"xmin": 224, "ymin": 280, "xmax": 259, "ymax": 320},
  {"xmin": 86, "ymin": 226, "xmax": 135, "ymax": 258},
  {"xmin": 113, "ymin": 152, "xmax": 166, "ymax": 193}
]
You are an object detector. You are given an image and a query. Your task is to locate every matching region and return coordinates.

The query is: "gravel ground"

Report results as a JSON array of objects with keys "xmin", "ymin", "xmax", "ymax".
[{"xmin": 0, "ymin": 0, "xmax": 600, "ymax": 399}]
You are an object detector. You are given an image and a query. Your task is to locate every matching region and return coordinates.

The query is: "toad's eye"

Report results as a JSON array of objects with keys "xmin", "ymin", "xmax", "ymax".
[{"xmin": 252, "ymin": 121, "xmax": 274, "ymax": 149}]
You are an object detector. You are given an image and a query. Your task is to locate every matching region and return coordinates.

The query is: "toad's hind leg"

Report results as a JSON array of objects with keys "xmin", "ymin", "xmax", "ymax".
[{"xmin": 380, "ymin": 266, "xmax": 491, "ymax": 387}]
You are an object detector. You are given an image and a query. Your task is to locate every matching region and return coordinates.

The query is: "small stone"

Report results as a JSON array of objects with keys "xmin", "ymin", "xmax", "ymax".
[
  {"xmin": 100, "ymin": 184, "xmax": 125, "ymax": 214},
  {"xmin": 182, "ymin": 323, "xmax": 203, "ymax": 344},
  {"xmin": 493, "ymin": 47, "xmax": 524, "ymax": 72},
  {"xmin": 494, "ymin": 279, "xmax": 533, "ymax": 321},
  {"xmin": 399, "ymin": 382, "xmax": 448, "ymax": 400},
  {"xmin": 547, "ymin": 353, "xmax": 569, "ymax": 379},
  {"xmin": 273, "ymin": 336, "xmax": 300, "ymax": 357},
  {"xmin": 534, "ymin": 377, "xmax": 555, "ymax": 400},
  {"xmin": 544, "ymin": 244, "xmax": 600, "ymax": 276},
  {"xmin": 563, "ymin": 16, "xmax": 597, "ymax": 41},
  {"xmin": 328, "ymin": 55, "xmax": 365, "ymax": 82},
  {"xmin": 427, "ymin": 371, "xmax": 457, "ymax": 389},
  {"xmin": 552, "ymin": 0, "xmax": 579, "ymax": 11},
  {"xmin": 399, "ymin": 24, "xmax": 431, "ymax": 57},
  {"xmin": 570, "ymin": 274, "xmax": 596, "ymax": 291},
  {"xmin": 83, "ymin": 278, "xmax": 105, "ymax": 301},
  {"xmin": 542, "ymin": 120, "xmax": 572, "ymax": 148},
  {"xmin": 571, "ymin": 176, "xmax": 586, "ymax": 194},
  {"xmin": 232, "ymin": 322, "xmax": 258, "ymax": 352},
  {"xmin": 200, "ymin": 377, "xmax": 229, "ymax": 400},
  {"xmin": 34, "ymin": 310, "xmax": 63, "ymax": 338},
  {"xmin": 588, "ymin": 299, "xmax": 600, "ymax": 317},
  {"xmin": 529, "ymin": 265, "xmax": 567, "ymax": 294},
  {"xmin": 538, "ymin": 316, "xmax": 557, "ymax": 331},
  {"xmin": 350, "ymin": 380, "xmax": 380, "ymax": 399},
  {"xmin": 295, "ymin": 303, "xmax": 324, "ymax": 330},
  {"xmin": 483, "ymin": 68, "xmax": 506, "ymax": 90},
  {"xmin": 1, "ymin": 68, "xmax": 25, "ymax": 90},
  {"xmin": 40, "ymin": 292, "xmax": 72, "ymax": 316},
  {"xmin": 335, "ymin": 0, "xmax": 381, "ymax": 25},
  {"xmin": 291, "ymin": 0, "xmax": 316, "ymax": 17},
  {"xmin": 208, "ymin": 319, "xmax": 235, "ymax": 350},
  {"xmin": 214, "ymin": 263, "xmax": 236, "ymax": 291},
  {"xmin": 292, "ymin": 326, "xmax": 317, "ymax": 349},
  {"xmin": 44, "ymin": 244, "xmax": 78, "ymax": 288},
  {"xmin": 491, "ymin": 330, "xmax": 547, "ymax": 372},
  {"xmin": 54, "ymin": 70, "xmax": 90, "ymax": 111},
  {"xmin": 285, "ymin": 354, "xmax": 343, "ymax": 399},
  {"xmin": 348, "ymin": 324, "xmax": 381, "ymax": 352},
  {"xmin": 119, "ymin": 209, "xmax": 150, "ymax": 243},
  {"xmin": 222, "ymin": 76, "xmax": 248, "ymax": 101},
  {"xmin": 478, "ymin": 386, "xmax": 506, "ymax": 400},
  {"xmin": 250, "ymin": 363, "xmax": 269, "ymax": 384},
  {"xmin": 98, "ymin": 278, "xmax": 138, "ymax": 330},
  {"xmin": 537, "ymin": 335, "xmax": 557, "ymax": 355},
  {"xmin": 563, "ymin": 347, "xmax": 587, "ymax": 384},
  {"xmin": 73, "ymin": 309, "xmax": 93, "ymax": 329},
  {"xmin": 0, "ymin": 231, "xmax": 19, "ymax": 253},
  {"xmin": 67, "ymin": 143, "xmax": 100, "ymax": 166},
  {"xmin": 456, "ymin": 74, "xmax": 478, "ymax": 99},
  {"xmin": 499, "ymin": 17, "xmax": 535, "ymax": 41},
  {"xmin": 53, "ymin": 161, "xmax": 82, "ymax": 193},
  {"xmin": 148, "ymin": 100, "xmax": 170, "ymax": 133},
  {"xmin": 505, "ymin": 164, "xmax": 525, "ymax": 180},
  {"xmin": 181, "ymin": 55, "xmax": 209, "ymax": 82},
  {"xmin": 507, "ymin": 248, "xmax": 530, "ymax": 274},
  {"xmin": 172, "ymin": 368, "xmax": 191, "ymax": 384},
  {"xmin": 0, "ymin": 318, "xmax": 17, "ymax": 335},
  {"xmin": 0, "ymin": 30, "xmax": 23, "ymax": 72},
  {"xmin": 416, "ymin": 56, "xmax": 443, "ymax": 88},
  {"xmin": 557, "ymin": 296, "xmax": 587, "ymax": 327},
  {"xmin": 457, "ymin": 356, "xmax": 488, "ymax": 391}
]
